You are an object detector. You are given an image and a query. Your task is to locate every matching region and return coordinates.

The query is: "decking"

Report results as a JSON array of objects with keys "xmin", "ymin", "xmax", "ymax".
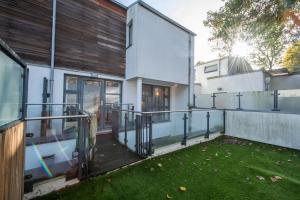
[{"xmin": 89, "ymin": 134, "xmax": 141, "ymax": 176}]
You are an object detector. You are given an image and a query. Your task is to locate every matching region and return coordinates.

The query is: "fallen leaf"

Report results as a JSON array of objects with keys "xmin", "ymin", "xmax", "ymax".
[
  {"xmin": 215, "ymin": 153, "xmax": 219, "ymax": 157},
  {"xmin": 157, "ymin": 163, "xmax": 163, "ymax": 168},
  {"xmin": 274, "ymin": 176, "xmax": 283, "ymax": 180},
  {"xmin": 270, "ymin": 176, "xmax": 283, "ymax": 182},
  {"xmin": 288, "ymin": 159, "xmax": 292, "ymax": 162},
  {"xmin": 256, "ymin": 176, "xmax": 265, "ymax": 181},
  {"xmin": 166, "ymin": 194, "xmax": 172, "ymax": 199},
  {"xmin": 150, "ymin": 167, "xmax": 155, "ymax": 172},
  {"xmin": 179, "ymin": 186, "xmax": 187, "ymax": 192}
]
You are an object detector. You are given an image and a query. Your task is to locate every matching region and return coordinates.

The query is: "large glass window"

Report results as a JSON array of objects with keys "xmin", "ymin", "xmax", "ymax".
[
  {"xmin": 0, "ymin": 51, "xmax": 25, "ymax": 127},
  {"xmin": 105, "ymin": 81, "xmax": 121, "ymax": 127},
  {"xmin": 142, "ymin": 84, "xmax": 170, "ymax": 122}
]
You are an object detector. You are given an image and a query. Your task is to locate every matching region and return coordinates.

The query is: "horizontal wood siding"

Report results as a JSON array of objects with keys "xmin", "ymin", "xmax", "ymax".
[
  {"xmin": 0, "ymin": 0, "xmax": 52, "ymax": 64},
  {"xmin": 56, "ymin": 0, "xmax": 126, "ymax": 76},
  {"xmin": 0, "ymin": 0, "xmax": 126, "ymax": 76},
  {"xmin": 0, "ymin": 122, "xmax": 25, "ymax": 200}
]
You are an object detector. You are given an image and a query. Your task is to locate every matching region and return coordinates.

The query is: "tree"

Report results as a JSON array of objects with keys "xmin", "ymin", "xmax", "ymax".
[
  {"xmin": 204, "ymin": 0, "xmax": 300, "ymax": 70},
  {"xmin": 281, "ymin": 41, "xmax": 300, "ymax": 73}
]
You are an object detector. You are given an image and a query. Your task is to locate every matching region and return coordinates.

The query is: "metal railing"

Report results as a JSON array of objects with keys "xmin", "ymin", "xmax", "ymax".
[
  {"xmin": 112, "ymin": 108, "xmax": 225, "ymax": 158},
  {"xmin": 24, "ymin": 103, "xmax": 96, "ymax": 193},
  {"xmin": 195, "ymin": 89, "xmax": 300, "ymax": 114}
]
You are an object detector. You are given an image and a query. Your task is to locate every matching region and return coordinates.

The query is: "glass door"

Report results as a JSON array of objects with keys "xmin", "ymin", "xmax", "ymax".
[
  {"xmin": 64, "ymin": 75, "xmax": 122, "ymax": 131},
  {"xmin": 82, "ymin": 80, "xmax": 102, "ymax": 130}
]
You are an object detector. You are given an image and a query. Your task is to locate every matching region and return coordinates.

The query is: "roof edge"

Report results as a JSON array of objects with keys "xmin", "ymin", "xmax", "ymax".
[{"xmin": 109, "ymin": 0, "xmax": 127, "ymax": 9}]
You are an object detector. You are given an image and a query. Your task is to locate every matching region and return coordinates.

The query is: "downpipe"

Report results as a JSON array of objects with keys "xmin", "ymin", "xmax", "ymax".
[{"xmin": 49, "ymin": 0, "xmax": 57, "ymax": 119}]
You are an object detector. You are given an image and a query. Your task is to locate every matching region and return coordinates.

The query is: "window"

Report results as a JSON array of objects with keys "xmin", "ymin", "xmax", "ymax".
[
  {"xmin": 127, "ymin": 20, "xmax": 133, "ymax": 48},
  {"xmin": 142, "ymin": 84, "xmax": 170, "ymax": 122},
  {"xmin": 204, "ymin": 64, "xmax": 218, "ymax": 73}
]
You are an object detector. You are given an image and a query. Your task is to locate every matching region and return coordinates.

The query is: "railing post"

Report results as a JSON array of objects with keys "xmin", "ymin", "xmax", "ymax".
[
  {"xmin": 211, "ymin": 93, "xmax": 216, "ymax": 109},
  {"xmin": 182, "ymin": 113, "xmax": 188, "ymax": 145},
  {"xmin": 131, "ymin": 105, "xmax": 135, "ymax": 124},
  {"xmin": 205, "ymin": 112, "xmax": 210, "ymax": 139},
  {"xmin": 221, "ymin": 110, "xmax": 226, "ymax": 134},
  {"xmin": 124, "ymin": 112, "xmax": 128, "ymax": 147},
  {"xmin": 236, "ymin": 92, "xmax": 243, "ymax": 110},
  {"xmin": 148, "ymin": 115, "xmax": 153, "ymax": 156},
  {"xmin": 272, "ymin": 90, "xmax": 280, "ymax": 111}
]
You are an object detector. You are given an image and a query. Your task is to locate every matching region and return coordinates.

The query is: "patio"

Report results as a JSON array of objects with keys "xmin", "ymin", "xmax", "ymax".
[{"xmin": 34, "ymin": 136, "xmax": 300, "ymax": 200}]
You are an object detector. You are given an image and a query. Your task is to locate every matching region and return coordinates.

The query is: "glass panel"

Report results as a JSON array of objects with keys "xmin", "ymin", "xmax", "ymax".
[
  {"xmin": 215, "ymin": 92, "xmax": 238, "ymax": 109},
  {"xmin": 64, "ymin": 94, "xmax": 78, "ymax": 128},
  {"xmin": 83, "ymin": 80, "xmax": 101, "ymax": 129},
  {"xmin": 25, "ymin": 117, "xmax": 80, "ymax": 187},
  {"xmin": 65, "ymin": 76, "xmax": 78, "ymax": 91},
  {"xmin": 151, "ymin": 112, "xmax": 186, "ymax": 149},
  {"xmin": 106, "ymin": 81, "xmax": 120, "ymax": 94},
  {"xmin": 241, "ymin": 91, "xmax": 273, "ymax": 110},
  {"xmin": 195, "ymin": 94, "xmax": 212, "ymax": 108},
  {"xmin": 278, "ymin": 89, "xmax": 300, "ymax": 113},
  {"xmin": 105, "ymin": 95, "xmax": 120, "ymax": 128},
  {"xmin": 164, "ymin": 88, "xmax": 170, "ymax": 97},
  {"xmin": 0, "ymin": 51, "xmax": 24, "ymax": 127},
  {"xmin": 65, "ymin": 93, "xmax": 77, "ymax": 105},
  {"xmin": 106, "ymin": 94, "xmax": 120, "ymax": 104}
]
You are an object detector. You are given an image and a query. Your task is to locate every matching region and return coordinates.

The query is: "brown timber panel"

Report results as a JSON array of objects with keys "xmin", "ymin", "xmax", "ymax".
[
  {"xmin": 0, "ymin": 122, "xmax": 25, "ymax": 200},
  {"xmin": 0, "ymin": 0, "xmax": 52, "ymax": 64},
  {"xmin": 55, "ymin": 0, "xmax": 126, "ymax": 76},
  {"xmin": 0, "ymin": 0, "xmax": 126, "ymax": 76}
]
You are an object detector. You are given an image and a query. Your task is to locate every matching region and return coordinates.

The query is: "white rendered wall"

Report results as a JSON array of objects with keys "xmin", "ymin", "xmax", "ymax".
[
  {"xmin": 195, "ymin": 70, "xmax": 265, "ymax": 94},
  {"xmin": 226, "ymin": 111, "xmax": 300, "ymax": 150},
  {"xmin": 126, "ymin": 3, "xmax": 194, "ymax": 85}
]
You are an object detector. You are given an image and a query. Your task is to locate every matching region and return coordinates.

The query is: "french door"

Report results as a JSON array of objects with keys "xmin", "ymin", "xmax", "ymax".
[{"xmin": 64, "ymin": 75, "xmax": 121, "ymax": 131}]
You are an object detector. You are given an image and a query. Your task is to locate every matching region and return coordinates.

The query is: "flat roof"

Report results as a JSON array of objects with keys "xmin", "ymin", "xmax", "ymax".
[{"xmin": 113, "ymin": 0, "xmax": 197, "ymax": 36}]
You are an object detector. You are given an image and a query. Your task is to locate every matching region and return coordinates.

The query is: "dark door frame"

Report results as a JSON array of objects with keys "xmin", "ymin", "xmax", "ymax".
[{"xmin": 63, "ymin": 74, "xmax": 122, "ymax": 131}]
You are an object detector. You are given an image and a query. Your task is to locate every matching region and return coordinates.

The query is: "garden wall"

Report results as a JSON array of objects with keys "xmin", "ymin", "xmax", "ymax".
[{"xmin": 226, "ymin": 111, "xmax": 300, "ymax": 150}]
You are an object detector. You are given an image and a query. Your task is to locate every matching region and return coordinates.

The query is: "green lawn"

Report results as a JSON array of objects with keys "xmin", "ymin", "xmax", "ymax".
[{"xmin": 36, "ymin": 136, "xmax": 300, "ymax": 200}]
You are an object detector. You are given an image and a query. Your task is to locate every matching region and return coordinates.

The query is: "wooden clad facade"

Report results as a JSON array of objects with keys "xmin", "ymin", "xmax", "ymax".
[
  {"xmin": 0, "ymin": 0, "xmax": 126, "ymax": 76},
  {"xmin": 0, "ymin": 122, "xmax": 25, "ymax": 200}
]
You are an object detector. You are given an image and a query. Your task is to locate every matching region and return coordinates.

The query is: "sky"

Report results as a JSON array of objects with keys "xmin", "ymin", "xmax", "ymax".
[{"xmin": 116, "ymin": 0, "xmax": 225, "ymax": 63}]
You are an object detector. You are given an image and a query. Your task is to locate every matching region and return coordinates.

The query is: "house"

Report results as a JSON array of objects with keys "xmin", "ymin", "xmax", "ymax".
[
  {"xmin": 194, "ymin": 56, "xmax": 266, "ymax": 94},
  {"xmin": 0, "ymin": 0, "xmax": 196, "ymax": 193},
  {"xmin": 123, "ymin": 1, "xmax": 196, "ymax": 118}
]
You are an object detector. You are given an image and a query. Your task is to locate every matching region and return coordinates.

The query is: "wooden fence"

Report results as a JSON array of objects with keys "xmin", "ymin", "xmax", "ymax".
[{"xmin": 0, "ymin": 122, "xmax": 25, "ymax": 200}]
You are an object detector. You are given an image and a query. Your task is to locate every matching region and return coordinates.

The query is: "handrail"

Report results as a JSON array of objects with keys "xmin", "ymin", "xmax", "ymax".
[
  {"xmin": 114, "ymin": 107, "xmax": 300, "ymax": 116},
  {"xmin": 26, "ymin": 103, "xmax": 80, "ymax": 106},
  {"xmin": 25, "ymin": 115, "xmax": 89, "ymax": 121},
  {"xmin": 113, "ymin": 108, "xmax": 215, "ymax": 115}
]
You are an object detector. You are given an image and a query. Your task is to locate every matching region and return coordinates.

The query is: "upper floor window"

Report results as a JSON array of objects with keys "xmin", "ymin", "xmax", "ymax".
[
  {"xmin": 127, "ymin": 20, "xmax": 133, "ymax": 48},
  {"xmin": 204, "ymin": 64, "xmax": 218, "ymax": 73}
]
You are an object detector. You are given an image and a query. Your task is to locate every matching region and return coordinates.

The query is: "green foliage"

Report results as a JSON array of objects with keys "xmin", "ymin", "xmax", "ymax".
[
  {"xmin": 204, "ymin": 0, "xmax": 300, "ymax": 69},
  {"xmin": 282, "ymin": 41, "xmax": 300, "ymax": 73},
  {"xmin": 36, "ymin": 136, "xmax": 300, "ymax": 200}
]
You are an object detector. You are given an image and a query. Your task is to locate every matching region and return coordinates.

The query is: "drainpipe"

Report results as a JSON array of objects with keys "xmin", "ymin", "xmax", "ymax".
[
  {"xmin": 188, "ymin": 34, "xmax": 192, "ymax": 108},
  {"xmin": 188, "ymin": 34, "xmax": 192, "ymax": 133},
  {"xmin": 49, "ymin": 0, "xmax": 57, "ymax": 109}
]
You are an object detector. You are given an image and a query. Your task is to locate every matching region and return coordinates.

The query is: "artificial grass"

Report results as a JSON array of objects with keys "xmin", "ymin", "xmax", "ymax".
[{"xmin": 36, "ymin": 136, "xmax": 300, "ymax": 200}]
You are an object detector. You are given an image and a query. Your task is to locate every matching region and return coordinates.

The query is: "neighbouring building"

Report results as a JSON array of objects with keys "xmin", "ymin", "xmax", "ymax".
[{"xmin": 194, "ymin": 56, "xmax": 266, "ymax": 94}]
